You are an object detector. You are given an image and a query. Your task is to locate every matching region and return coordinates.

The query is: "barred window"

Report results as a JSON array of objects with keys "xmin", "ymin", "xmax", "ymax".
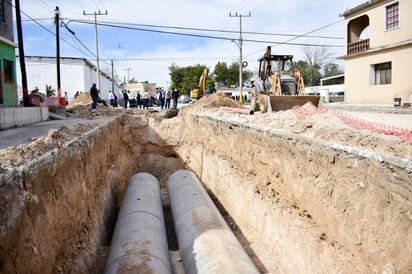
[
  {"xmin": 386, "ymin": 2, "xmax": 399, "ymax": 30},
  {"xmin": 373, "ymin": 62, "xmax": 391, "ymax": 85}
]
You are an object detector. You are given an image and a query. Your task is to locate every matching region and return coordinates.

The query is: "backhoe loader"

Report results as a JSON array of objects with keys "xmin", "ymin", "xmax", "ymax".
[
  {"xmin": 190, "ymin": 68, "xmax": 208, "ymax": 100},
  {"xmin": 250, "ymin": 46, "xmax": 320, "ymax": 112}
]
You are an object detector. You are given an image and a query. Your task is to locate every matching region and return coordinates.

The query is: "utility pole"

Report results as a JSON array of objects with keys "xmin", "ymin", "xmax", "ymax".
[
  {"xmin": 229, "ymin": 12, "xmax": 251, "ymax": 104},
  {"xmin": 125, "ymin": 68, "xmax": 132, "ymax": 82},
  {"xmin": 111, "ymin": 60, "xmax": 114, "ymax": 93},
  {"xmin": 83, "ymin": 10, "xmax": 107, "ymax": 92},
  {"xmin": 55, "ymin": 6, "xmax": 61, "ymax": 99},
  {"xmin": 15, "ymin": 0, "xmax": 28, "ymax": 106}
]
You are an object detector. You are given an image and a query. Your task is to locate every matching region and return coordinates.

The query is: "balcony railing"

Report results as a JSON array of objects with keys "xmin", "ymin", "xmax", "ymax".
[{"xmin": 347, "ymin": 39, "xmax": 370, "ymax": 55}]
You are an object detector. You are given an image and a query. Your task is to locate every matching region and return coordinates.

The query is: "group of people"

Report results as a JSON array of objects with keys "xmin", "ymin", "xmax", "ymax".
[
  {"xmin": 108, "ymin": 91, "xmax": 118, "ymax": 107},
  {"xmin": 89, "ymin": 83, "xmax": 179, "ymax": 112},
  {"xmin": 122, "ymin": 90, "xmax": 151, "ymax": 109},
  {"xmin": 157, "ymin": 89, "xmax": 179, "ymax": 109},
  {"xmin": 157, "ymin": 88, "xmax": 179, "ymax": 110}
]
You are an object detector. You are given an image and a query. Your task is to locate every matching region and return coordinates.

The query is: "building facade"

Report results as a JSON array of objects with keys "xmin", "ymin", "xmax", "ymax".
[
  {"xmin": 16, "ymin": 56, "xmax": 120, "ymax": 102},
  {"xmin": 0, "ymin": 0, "xmax": 18, "ymax": 106},
  {"xmin": 340, "ymin": 0, "xmax": 412, "ymax": 105}
]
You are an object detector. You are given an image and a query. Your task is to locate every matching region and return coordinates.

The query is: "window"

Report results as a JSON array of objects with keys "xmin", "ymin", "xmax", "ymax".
[
  {"xmin": 373, "ymin": 62, "xmax": 391, "ymax": 85},
  {"xmin": 0, "ymin": 0, "xmax": 4, "ymax": 22},
  {"xmin": 386, "ymin": 2, "xmax": 399, "ymax": 30},
  {"xmin": 3, "ymin": 59, "xmax": 14, "ymax": 83}
]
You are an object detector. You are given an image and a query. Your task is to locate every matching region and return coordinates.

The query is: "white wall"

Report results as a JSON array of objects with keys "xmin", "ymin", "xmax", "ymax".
[
  {"xmin": 17, "ymin": 57, "xmax": 120, "ymax": 102},
  {"xmin": 305, "ymin": 84, "xmax": 345, "ymax": 95}
]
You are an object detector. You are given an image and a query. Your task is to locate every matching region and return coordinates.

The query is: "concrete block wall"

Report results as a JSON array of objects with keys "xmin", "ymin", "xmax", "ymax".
[{"xmin": 0, "ymin": 107, "xmax": 49, "ymax": 129}]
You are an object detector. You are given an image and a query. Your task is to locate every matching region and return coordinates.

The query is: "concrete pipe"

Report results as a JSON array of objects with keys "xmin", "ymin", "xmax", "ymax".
[
  {"xmin": 167, "ymin": 170, "xmax": 259, "ymax": 274},
  {"xmin": 104, "ymin": 172, "xmax": 172, "ymax": 274}
]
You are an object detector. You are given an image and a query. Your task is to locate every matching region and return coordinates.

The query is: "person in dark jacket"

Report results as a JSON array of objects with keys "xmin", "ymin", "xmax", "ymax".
[
  {"xmin": 136, "ymin": 92, "xmax": 141, "ymax": 109},
  {"xmin": 158, "ymin": 89, "xmax": 165, "ymax": 109},
  {"xmin": 123, "ymin": 90, "xmax": 129, "ymax": 108},
  {"xmin": 172, "ymin": 89, "xmax": 179, "ymax": 108},
  {"xmin": 90, "ymin": 83, "xmax": 99, "ymax": 112}
]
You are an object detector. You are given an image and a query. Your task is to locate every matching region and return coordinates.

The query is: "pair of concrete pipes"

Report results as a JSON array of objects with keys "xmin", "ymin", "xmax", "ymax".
[{"xmin": 104, "ymin": 170, "xmax": 259, "ymax": 274}]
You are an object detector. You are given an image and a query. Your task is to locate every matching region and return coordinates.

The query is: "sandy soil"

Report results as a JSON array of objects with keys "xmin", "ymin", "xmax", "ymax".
[{"xmin": 0, "ymin": 92, "xmax": 411, "ymax": 273}]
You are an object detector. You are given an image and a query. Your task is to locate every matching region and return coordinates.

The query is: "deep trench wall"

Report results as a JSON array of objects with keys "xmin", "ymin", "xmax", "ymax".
[
  {"xmin": 155, "ymin": 112, "xmax": 412, "ymax": 273},
  {"xmin": 0, "ymin": 114, "xmax": 175, "ymax": 273}
]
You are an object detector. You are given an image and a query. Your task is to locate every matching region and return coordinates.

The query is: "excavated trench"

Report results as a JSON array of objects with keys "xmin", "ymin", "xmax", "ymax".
[{"xmin": 0, "ymin": 104, "xmax": 411, "ymax": 273}]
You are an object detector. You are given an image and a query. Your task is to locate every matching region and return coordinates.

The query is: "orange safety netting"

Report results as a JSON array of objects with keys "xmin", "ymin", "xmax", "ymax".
[{"xmin": 292, "ymin": 103, "xmax": 412, "ymax": 143}]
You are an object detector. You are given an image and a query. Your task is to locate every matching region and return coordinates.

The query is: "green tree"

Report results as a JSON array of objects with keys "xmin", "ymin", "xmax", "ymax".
[
  {"xmin": 169, "ymin": 64, "xmax": 213, "ymax": 96},
  {"xmin": 213, "ymin": 61, "xmax": 253, "ymax": 88},
  {"xmin": 293, "ymin": 60, "xmax": 311, "ymax": 86},
  {"xmin": 323, "ymin": 63, "xmax": 344, "ymax": 85},
  {"xmin": 302, "ymin": 45, "xmax": 332, "ymax": 86},
  {"xmin": 212, "ymin": 62, "xmax": 229, "ymax": 87}
]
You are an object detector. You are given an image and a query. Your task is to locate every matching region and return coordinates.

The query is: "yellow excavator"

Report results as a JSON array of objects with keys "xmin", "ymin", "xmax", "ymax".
[
  {"xmin": 251, "ymin": 46, "xmax": 319, "ymax": 112},
  {"xmin": 190, "ymin": 68, "xmax": 208, "ymax": 100}
]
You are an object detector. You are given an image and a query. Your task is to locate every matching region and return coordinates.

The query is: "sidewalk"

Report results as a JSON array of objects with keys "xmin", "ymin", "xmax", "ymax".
[
  {"xmin": 0, "ymin": 117, "xmax": 112, "ymax": 150},
  {"xmin": 323, "ymin": 103, "xmax": 412, "ymax": 130}
]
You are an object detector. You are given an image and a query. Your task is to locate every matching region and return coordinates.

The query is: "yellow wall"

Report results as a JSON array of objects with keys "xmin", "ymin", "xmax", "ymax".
[
  {"xmin": 343, "ymin": 0, "xmax": 412, "ymax": 104},
  {"xmin": 345, "ymin": 46, "xmax": 412, "ymax": 104},
  {"xmin": 368, "ymin": 1, "xmax": 412, "ymax": 48}
]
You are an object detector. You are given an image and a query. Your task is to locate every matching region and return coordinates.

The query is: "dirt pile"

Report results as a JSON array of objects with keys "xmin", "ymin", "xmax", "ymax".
[
  {"xmin": 67, "ymin": 92, "xmax": 92, "ymax": 108},
  {"xmin": 154, "ymin": 96, "xmax": 412, "ymax": 273},
  {"xmin": 175, "ymin": 94, "xmax": 411, "ymax": 160},
  {"xmin": 0, "ymin": 93, "xmax": 411, "ymax": 273}
]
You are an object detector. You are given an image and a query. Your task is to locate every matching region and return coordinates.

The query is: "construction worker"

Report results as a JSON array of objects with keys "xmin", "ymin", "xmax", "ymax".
[{"xmin": 90, "ymin": 83, "xmax": 99, "ymax": 112}]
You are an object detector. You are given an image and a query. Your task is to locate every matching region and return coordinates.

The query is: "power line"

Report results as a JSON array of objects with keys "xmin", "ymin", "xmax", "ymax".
[
  {"xmin": 66, "ymin": 19, "xmax": 343, "ymax": 40},
  {"xmin": 14, "ymin": 4, "xmax": 97, "ymax": 59},
  {"xmin": 60, "ymin": 21, "xmax": 97, "ymax": 58},
  {"xmin": 273, "ymin": 19, "xmax": 344, "ymax": 47},
  {"xmin": 66, "ymin": 19, "xmax": 344, "ymax": 48}
]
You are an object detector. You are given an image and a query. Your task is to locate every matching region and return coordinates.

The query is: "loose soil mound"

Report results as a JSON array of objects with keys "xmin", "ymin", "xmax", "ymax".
[{"xmin": 0, "ymin": 93, "xmax": 411, "ymax": 273}]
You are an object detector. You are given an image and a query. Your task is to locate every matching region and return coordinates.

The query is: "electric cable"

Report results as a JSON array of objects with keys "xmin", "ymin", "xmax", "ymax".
[{"xmin": 66, "ymin": 19, "xmax": 344, "ymax": 48}]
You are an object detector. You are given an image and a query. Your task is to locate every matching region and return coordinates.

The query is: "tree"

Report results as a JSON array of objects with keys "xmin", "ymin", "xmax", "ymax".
[
  {"xmin": 169, "ymin": 64, "xmax": 213, "ymax": 96},
  {"xmin": 293, "ymin": 60, "xmax": 311, "ymax": 86},
  {"xmin": 302, "ymin": 45, "xmax": 332, "ymax": 86},
  {"xmin": 228, "ymin": 63, "xmax": 240, "ymax": 87},
  {"xmin": 212, "ymin": 61, "xmax": 253, "ymax": 88},
  {"xmin": 323, "ymin": 63, "xmax": 344, "ymax": 84},
  {"xmin": 212, "ymin": 62, "xmax": 229, "ymax": 87}
]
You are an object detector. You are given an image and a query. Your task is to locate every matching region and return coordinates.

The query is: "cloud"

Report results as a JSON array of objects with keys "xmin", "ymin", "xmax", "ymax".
[{"xmin": 18, "ymin": 0, "xmax": 364, "ymax": 86}]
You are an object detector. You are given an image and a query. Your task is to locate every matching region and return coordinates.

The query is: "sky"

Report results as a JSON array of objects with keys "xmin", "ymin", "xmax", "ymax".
[{"xmin": 16, "ymin": 0, "xmax": 365, "ymax": 89}]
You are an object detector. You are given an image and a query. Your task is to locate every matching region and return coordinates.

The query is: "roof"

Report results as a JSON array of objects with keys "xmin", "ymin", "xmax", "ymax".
[
  {"xmin": 0, "ymin": 36, "xmax": 18, "ymax": 48},
  {"xmin": 17, "ymin": 55, "xmax": 113, "ymax": 80},
  {"xmin": 19, "ymin": 55, "xmax": 95, "ymax": 68},
  {"xmin": 340, "ymin": 0, "xmax": 388, "ymax": 17}
]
